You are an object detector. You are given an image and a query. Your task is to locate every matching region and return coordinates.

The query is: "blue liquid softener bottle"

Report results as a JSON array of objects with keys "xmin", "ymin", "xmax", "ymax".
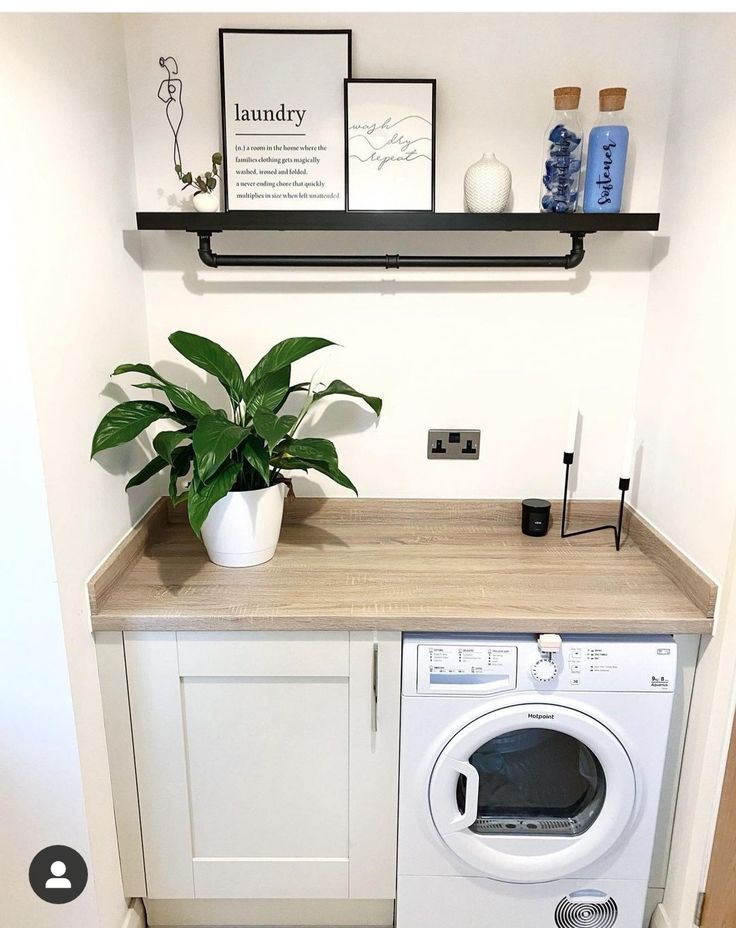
[{"xmin": 584, "ymin": 87, "xmax": 629, "ymax": 213}]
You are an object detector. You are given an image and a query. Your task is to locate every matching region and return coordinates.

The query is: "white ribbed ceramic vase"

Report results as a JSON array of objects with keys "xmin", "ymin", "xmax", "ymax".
[
  {"xmin": 192, "ymin": 191, "xmax": 219, "ymax": 213},
  {"xmin": 464, "ymin": 153, "xmax": 512, "ymax": 213},
  {"xmin": 201, "ymin": 484, "xmax": 287, "ymax": 568}
]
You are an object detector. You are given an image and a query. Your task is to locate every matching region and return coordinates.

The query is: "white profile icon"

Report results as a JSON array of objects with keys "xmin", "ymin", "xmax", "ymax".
[{"xmin": 45, "ymin": 860, "xmax": 71, "ymax": 890}]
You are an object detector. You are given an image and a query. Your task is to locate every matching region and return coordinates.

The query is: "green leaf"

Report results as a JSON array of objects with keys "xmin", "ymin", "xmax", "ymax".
[
  {"xmin": 169, "ymin": 331, "xmax": 246, "ymax": 405},
  {"xmin": 307, "ymin": 459, "xmax": 358, "ymax": 494},
  {"xmin": 192, "ymin": 415, "xmax": 248, "ymax": 483},
  {"xmin": 171, "ymin": 443, "xmax": 194, "ymax": 474},
  {"xmin": 169, "ymin": 444, "xmax": 194, "ymax": 505},
  {"xmin": 272, "ymin": 436, "xmax": 357, "ymax": 494},
  {"xmin": 187, "ymin": 461, "xmax": 240, "ymax": 537},
  {"xmin": 313, "ymin": 379, "xmax": 382, "ymax": 417},
  {"xmin": 152, "ymin": 429, "xmax": 190, "ymax": 463},
  {"xmin": 112, "ymin": 363, "xmax": 170, "ymax": 383},
  {"xmin": 169, "ymin": 408, "xmax": 198, "ymax": 428},
  {"xmin": 246, "ymin": 366, "xmax": 290, "ymax": 417},
  {"xmin": 253, "ymin": 410, "xmax": 297, "ymax": 450},
  {"xmin": 91, "ymin": 401, "xmax": 172, "ymax": 457},
  {"xmin": 125, "ymin": 455, "xmax": 168, "ymax": 490},
  {"xmin": 275, "ymin": 436, "xmax": 340, "ymax": 463},
  {"xmin": 241, "ymin": 434, "xmax": 270, "ymax": 485},
  {"xmin": 244, "ymin": 337, "xmax": 335, "ymax": 398},
  {"xmin": 275, "ymin": 455, "xmax": 357, "ymax": 495},
  {"xmin": 135, "ymin": 381, "xmax": 219, "ymax": 420},
  {"xmin": 212, "ymin": 152, "xmax": 223, "ymax": 164}
]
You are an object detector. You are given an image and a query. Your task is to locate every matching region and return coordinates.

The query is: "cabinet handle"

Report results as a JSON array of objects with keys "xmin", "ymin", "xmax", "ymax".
[{"xmin": 371, "ymin": 642, "xmax": 379, "ymax": 733}]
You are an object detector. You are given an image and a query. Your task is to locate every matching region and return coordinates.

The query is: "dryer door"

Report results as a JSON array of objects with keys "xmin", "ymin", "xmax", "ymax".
[{"xmin": 429, "ymin": 703, "xmax": 636, "ymax": 883}]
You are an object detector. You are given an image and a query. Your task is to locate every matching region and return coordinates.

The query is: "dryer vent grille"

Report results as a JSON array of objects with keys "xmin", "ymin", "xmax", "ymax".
[{"xmin": 554, "ymin": 892, "xmax": 618, "ymax": 928}]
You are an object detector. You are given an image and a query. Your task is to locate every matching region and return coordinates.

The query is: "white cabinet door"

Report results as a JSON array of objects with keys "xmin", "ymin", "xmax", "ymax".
[
  {"xmin": 124, "ymin": 630, "xmax": 400, "ymax": 901},
  {"xmin": 348, "ymin": 631, "xmax": 401, "ymax": 899}
]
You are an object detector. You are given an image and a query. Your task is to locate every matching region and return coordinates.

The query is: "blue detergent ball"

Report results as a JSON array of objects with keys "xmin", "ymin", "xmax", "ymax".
[{"xmin": 549, "ymin": 124, "xmax": 568, "ymax": 144}]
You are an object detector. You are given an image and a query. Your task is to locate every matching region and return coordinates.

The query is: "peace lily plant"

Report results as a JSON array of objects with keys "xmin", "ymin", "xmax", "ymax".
[{"xmin": 91, "ymin": 332, "xmax": 381, "ymax": 567}]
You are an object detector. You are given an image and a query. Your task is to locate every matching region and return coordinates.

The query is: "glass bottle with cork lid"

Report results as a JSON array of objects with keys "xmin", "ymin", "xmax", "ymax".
[
  {"xmin": 584, "ymin": 87, "xmax": 629, "ymax": 213},
  {"xmin": 540, "ymin": 86, "xmax": 583, "ymax": 214}
]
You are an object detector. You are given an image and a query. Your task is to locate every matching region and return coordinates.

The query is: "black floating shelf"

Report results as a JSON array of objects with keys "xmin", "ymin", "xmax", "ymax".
[
  {"xmin": 135, "ymin": 210, "xmax": 660, "ymax": 270},
  {"xmin": 137, "ymin": 210, "xmax": 659, "ymax": 233}
]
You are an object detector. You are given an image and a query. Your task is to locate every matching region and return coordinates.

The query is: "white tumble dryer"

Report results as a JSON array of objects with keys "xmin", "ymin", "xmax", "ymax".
[{"xmin": 397, "ymin": 634, "xmax": 677, "ymax": 928}]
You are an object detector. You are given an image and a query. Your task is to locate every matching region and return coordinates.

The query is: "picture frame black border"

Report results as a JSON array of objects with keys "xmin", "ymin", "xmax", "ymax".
[
  {"xmin": 344, "ymin": 78, "xmax": 437, "ymax": 213},
  {"xmin": 219, "ymin": 28, "xmax": 353, "ymax": 212}
]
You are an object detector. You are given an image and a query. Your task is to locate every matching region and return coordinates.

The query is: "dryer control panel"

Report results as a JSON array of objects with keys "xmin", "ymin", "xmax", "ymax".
[
  {"xmin": 416, "ymin": 644, "xmax": 517, "ymax": 695},
  {"xmin": 403, "ymin": 635, "xmax": 677, "ymax": 696},
  {"xmin": 525, "ymin": 638, "xmax": 678, "ymax": 693}
]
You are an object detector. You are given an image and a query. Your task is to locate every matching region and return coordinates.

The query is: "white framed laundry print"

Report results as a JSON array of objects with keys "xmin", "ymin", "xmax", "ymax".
[{"xmin": 345, "ymin": 79, "xmax": 436, "ymax": 212}]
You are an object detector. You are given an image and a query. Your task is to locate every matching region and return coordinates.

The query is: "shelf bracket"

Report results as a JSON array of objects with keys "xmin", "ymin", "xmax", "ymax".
[{"xmin": 194, "ymin": 230, "xmax": 586, "ymax": 270}]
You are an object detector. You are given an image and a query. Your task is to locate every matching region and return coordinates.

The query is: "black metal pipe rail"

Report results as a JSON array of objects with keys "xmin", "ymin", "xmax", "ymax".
[{"xmin": 195, "ymin": 231, "xmax": 587, "ymax": 270}]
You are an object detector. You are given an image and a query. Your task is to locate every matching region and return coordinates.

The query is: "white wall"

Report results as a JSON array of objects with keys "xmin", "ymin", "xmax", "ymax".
[
  {"xmin": 632, "ymin": 15, "xmax": 736, "ymax": 582},
  {"xmin": 124, "ymin": 12, "xmax": 680, "ymax": 501},
  {"xmin": 632, "ymin": 15, "xmax": 736, "ymax": 928},
  {"xmin": 0, "ymin": 210, "xmax": 98, "ymax": 928},
  {"xmin": 1, "ymin": 14, "xmax": 157, "ymax": 928}
]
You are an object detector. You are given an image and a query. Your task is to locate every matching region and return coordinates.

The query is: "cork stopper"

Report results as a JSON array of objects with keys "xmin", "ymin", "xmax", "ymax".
[
  {"xmin": 599, "ymin": 87, "xmax": 627, "ymax": 111},
  {"xmin": 554, "ymin": 86, "xmax": 581, "ymax": 110}
]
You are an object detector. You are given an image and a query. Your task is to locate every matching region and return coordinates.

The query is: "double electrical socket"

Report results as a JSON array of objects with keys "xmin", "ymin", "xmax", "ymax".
[{"xmin": 427, "ymin": 429, "xmax": 481, "ymax": 460}]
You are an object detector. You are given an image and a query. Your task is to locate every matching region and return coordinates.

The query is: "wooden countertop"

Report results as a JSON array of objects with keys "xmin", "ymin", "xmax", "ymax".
[{"xmin": 89, "ymin": 498, "xmax": 716, "ymax": 634}]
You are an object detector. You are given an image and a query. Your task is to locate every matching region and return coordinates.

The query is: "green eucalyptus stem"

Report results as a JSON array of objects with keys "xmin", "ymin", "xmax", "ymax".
[{"xmin": 176, "ymin": 152, "xmax": 222, "ymax": 195}]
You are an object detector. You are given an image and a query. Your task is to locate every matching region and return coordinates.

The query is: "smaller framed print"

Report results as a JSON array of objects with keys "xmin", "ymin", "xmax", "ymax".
[
  {"xmin": 220, "ymin": 29, "xmax": 351, "ymax": 210},
  {"xmin": 345, "ymin": 79, "xmax": 436, "ymax": 212}
]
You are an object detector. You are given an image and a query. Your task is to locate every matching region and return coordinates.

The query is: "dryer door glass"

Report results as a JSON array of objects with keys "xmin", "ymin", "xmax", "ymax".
[
  {"xmin": 456, "ymin": 728, "xmax": 606, "ymax": 836},
  {"xmin": 429, "ymin": 704, "xmax": 637, "ymax": 882}
]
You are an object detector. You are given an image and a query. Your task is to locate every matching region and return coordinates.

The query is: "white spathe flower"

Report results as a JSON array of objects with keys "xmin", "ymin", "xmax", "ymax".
[{"xmin": 306, "ymin": 347, "xmax": 335, "ymax": 401}]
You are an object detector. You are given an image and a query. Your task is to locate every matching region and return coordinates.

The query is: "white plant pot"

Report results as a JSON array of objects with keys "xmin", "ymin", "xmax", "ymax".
[
  {"xmin": 464, "ymin": 152, "xmax": 512, "ymax": 213},
  {"xmin": 192, "ymin": 191, "xmax": 219, "ymax": 213},
  {"xmin": 201, "ymin": 484, "xmax": 287, "ymax": 568}
]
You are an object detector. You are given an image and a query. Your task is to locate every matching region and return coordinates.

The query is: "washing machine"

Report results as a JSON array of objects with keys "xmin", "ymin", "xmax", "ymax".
[{"xmin": 397, "ymin": 634, "xmax": 677, "ymax": 928}]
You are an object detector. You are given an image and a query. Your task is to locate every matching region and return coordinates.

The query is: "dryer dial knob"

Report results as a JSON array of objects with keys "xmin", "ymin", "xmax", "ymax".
[{"xmin": 532, "ymin": 658, "xmax": 558, "ymax": 682}]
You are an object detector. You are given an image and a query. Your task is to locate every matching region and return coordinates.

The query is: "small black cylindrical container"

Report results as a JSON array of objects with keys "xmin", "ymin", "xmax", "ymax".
[{"xmin": 521, "ymin": 498, "xmax": 551, "ymax": 537}]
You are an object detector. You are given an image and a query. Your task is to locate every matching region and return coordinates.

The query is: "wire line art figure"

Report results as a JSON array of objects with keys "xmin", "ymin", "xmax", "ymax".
[{"xmin": 157, "ymin": 56, "xmax": 184, "ymax": 171}]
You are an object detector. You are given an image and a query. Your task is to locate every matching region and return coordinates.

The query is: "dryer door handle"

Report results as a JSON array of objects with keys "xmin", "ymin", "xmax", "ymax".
[{"xmin": 446, "ymin": 759, "xmax": 480, "ymax": 832}]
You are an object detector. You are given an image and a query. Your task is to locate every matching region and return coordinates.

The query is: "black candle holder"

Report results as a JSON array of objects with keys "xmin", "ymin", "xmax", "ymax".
[{"xmin": 561, "ymin": 451, "xmax": 630, "ymax": 551}]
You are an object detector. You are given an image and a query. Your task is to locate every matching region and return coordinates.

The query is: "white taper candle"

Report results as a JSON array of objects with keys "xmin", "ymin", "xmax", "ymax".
[
  {"xmin": 620, "ymin": 418, "xmax": 636, "ymax": 479},
  {"xmin": 565, "ymin": 401, "xmax": 578, "ymax": 454}
]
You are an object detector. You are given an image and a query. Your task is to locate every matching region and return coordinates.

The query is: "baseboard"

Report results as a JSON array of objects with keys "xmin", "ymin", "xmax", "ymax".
[
  {"xmin": 650, "ymin": 902, "xmax": 672, "ymax": 928},
  {"xmin": 143, "ymin": 898, "xmax": 394, "ymax": 927},
  {"xmin": 121, "ymin": 899, "xmax": 146, "ymax": 928}
]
